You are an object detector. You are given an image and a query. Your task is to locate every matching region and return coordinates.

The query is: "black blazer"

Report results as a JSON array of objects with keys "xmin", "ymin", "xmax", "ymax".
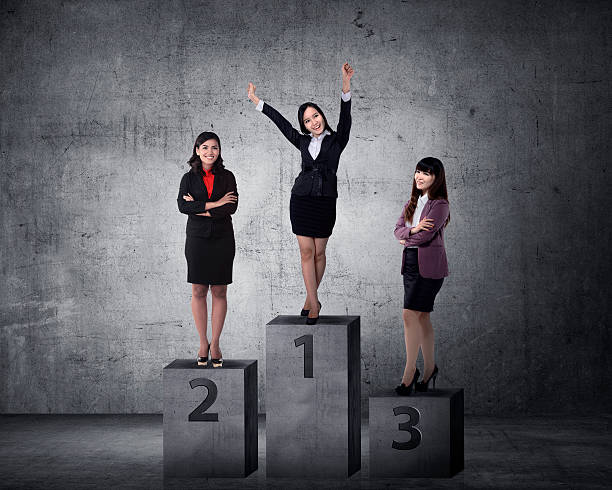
[
  {"xmin": 177, "ymin": 168, "xmax": 238, "ymax": 238},
  {"xmin": 262, "ymin": 98, "xmax": 352, "ymax": 197}
]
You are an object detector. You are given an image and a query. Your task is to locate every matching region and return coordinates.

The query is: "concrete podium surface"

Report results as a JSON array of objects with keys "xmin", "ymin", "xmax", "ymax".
[
  {"xmin": 163, "ymin": 359, "xmax": 257, "ymax": 478},
  {"xmin": 369, "ymin": 388, "xmax": 464, "ymax": 478},
  {"xmin": 266, "ymin": 315, "xmax": 361, "ymax": 478}
]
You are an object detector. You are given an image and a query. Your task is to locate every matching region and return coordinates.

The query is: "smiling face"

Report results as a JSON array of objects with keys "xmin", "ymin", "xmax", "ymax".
[
  {"xmin": 302, "ymin": 106, "xmax": 326, "ymax": 136},
  {"xmin": 195, "ymin": 138, "xmax": 220, "ymax": 170},
  {"xmin": 415, "ymin": 168, "xmax": 435, "ymax": 194}
]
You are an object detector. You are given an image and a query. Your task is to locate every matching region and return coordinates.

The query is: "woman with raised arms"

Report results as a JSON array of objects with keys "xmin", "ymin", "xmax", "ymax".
[{"xmin": 247, "ymin": 63, "xmax": 354, "ymax": 324}]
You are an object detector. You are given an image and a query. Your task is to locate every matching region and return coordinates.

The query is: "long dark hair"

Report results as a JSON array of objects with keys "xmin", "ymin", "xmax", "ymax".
[
  {"xmin": 188, "ymin": 131, "xmax": 225, "ymax": 175},
  {"xmin": 403, "ymin": 157, "xmax": 450, "ymax": 226},
  {"xmin": 297, "ymin": 102, "xmax": 333, "ymax": 135}
]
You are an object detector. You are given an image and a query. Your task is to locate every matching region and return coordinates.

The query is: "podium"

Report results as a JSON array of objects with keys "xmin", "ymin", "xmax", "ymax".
[
  {"xmin": 369, "ymin": 389, "xmax": 464, "ymax": 478},
  {"xmin": 265, "ymin": 315, "xmax": 361, "ymax": 478},
  {"xmin": 162, "ymin": 359, "xmax": 258, "ymax": 478}
]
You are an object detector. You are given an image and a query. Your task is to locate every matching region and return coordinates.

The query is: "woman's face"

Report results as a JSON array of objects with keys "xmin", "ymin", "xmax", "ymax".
[
  {"xmin": 415, "ymin": 168, "xmax": 435, "ymax": 193},
  {"xmin": 302, "ymin": 106, "xmax": 325, "ymax": 136},
  {"xmin": 195, "ymin": 139, "xmax": 220, "ymax": 168}
]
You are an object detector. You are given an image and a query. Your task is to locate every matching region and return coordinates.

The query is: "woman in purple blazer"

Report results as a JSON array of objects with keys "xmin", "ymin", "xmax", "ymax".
[{"xmin": 393, "ymin": 157, "xmax": 450, "ymax": 395}]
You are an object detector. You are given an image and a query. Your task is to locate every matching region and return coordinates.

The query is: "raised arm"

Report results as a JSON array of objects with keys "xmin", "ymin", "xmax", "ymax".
[
  {"xmin": 247, "ymin": 82, "xmax": 301, "ymax": 149},
  {"xmin": 177, "ymin": 173, "xmax": 208, "ymax": 215},
  {"xmin": 336, "ymin": 62, "xmax": 354, "ymax": 150},
  {"xmin": 394, "ymin": 200, "xmax": 449, "ymax": 246}
]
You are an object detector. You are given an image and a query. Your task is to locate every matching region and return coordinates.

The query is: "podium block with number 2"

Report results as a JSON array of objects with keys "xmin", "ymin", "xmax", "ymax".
[
  {"xmin": 266, "ymin": 315, "xmax": 361, "ymax": 478},
  {"xmin": 162, "ymin": 359, "xmax": 258, "ymax": 478}
]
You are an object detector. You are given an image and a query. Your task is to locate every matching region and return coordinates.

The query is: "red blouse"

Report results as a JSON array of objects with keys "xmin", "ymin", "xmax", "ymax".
[{"xmin": 202, "ymin": 168, "xmax": 214, "ymax": 198}]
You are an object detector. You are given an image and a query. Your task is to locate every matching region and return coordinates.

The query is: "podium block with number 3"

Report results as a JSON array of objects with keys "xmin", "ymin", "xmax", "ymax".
[
  {"xmin": 266, "ymin": 315, "xmax": 361, "ymax": 478},
  {"xmin": 369, "ymin": 389, "xmax": 464, "ymax": 478}
]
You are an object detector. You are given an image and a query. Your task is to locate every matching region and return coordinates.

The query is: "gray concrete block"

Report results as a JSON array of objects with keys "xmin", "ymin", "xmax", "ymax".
[
  {"xmin": 162, "ymin": 359, "xmax": 257, "ymax": 478},
  {"xmin": 369, "ymin": 389, "xmax": 464, "ymax": 478},
  {"xmin": 266, "ymin": 315, "xmax": 360, "ymax": 478}
]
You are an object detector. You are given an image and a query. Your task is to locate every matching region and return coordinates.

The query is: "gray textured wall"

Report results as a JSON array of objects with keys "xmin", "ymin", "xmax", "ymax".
[{"xmin": 1, "ymin": 0, "xmax": 610, "ymax": 414}]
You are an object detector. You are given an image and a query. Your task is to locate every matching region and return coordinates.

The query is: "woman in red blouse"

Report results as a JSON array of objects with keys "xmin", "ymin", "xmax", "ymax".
[{"xmin": 178, "ymin": 132, "xmax": 238, "ymax": 367}]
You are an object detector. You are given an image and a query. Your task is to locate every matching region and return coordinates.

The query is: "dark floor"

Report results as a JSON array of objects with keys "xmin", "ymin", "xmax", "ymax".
[{"xmin": 1, "ymin": 414, "xmax": 611, "ymax": 489}]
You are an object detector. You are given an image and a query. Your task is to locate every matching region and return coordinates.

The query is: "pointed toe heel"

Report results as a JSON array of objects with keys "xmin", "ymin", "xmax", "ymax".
[
  {"xmin": 415, "ymin": 365, "xmax": 439, "ymax": 392},
  {"xmin": 395, "ymin": 368, "xmax": 420, "ymax": 396}
]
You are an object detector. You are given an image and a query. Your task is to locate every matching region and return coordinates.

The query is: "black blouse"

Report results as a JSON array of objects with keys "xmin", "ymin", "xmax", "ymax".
[
  {"xmin": 177, "ymin": 168, "xmax": 238, "ymax": 238},
  {"xmin": 262, "ymin": 98, "xmax": 352, "ymax": 197}
]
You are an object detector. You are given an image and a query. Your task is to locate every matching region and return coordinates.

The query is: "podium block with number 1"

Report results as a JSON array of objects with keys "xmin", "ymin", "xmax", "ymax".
[{"xmin": 265, "ymin": 315, "xmax": 361, "ymax": 478}]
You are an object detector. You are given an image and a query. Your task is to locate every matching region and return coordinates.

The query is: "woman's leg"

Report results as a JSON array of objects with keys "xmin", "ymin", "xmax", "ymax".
[
  {"xmin": 420, "ymin": 312, "xmax": 436, "ymax": 381},
  {"xmin": 313, "ymin": 237, "xmax": 329, "ymax": 287},
  {"xmin": 402, "ymin": 308, "xmax": 422, "ymax": 385},
  {"xmin": 210, "ymin": 285, "xmax": 228, "ymax": 359},
  {"xmin": 296, "ymin": 235, "xmax": 319, "ymax": 317},
  {"xmin": 191, "ymin": 284, "xmax": 209, "ymax": 356}
]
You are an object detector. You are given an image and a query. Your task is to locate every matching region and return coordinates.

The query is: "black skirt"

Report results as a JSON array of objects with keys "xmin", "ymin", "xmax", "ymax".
[
  {"xmin": 185, "ymin": 233, "xmax": 235, "ymax": 285},
  {"xmin": 402, "ymin": 248, "xmax": 444, "ymax": 312},
  {"xmin": 290, "ymin": 194, "xmax": 337, "ymax": 238}
]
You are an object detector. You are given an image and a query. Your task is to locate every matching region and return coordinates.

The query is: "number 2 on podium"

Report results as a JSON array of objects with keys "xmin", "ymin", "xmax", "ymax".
[
  {"xmin": 188, "ymin": 378, "xmax": 219, "ymax": 422},
  {"xmin": 294, "ymin": 334, "xmax": 313, "ymax": 378}
]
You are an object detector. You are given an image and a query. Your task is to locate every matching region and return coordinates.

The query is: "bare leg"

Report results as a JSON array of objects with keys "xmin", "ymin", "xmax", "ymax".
[
  {"xmin": 296, "ymin": 235, "xmax": 319, "ymax": 318},
  {"xmin": 210, "ymin": 285, "xmax": 228, "ymax": 359},
  {"xmin": 402, "ymin": 308, "xmax": 421, "ymax": 385},
  {"xmin": 313, "ymin": 237, "xmax": 329, "ymax": 286},
  {"xmin": 191, "ymin": 284, "xmax": 209, "ymax": 356},
  {"xmin": 420, "ymin": 312, "xmax": 435, "ymax": 381}
]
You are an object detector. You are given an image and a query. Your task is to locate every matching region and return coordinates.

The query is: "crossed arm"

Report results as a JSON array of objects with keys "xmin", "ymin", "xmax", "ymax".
[
  {"xmin": 394, "ymin": 200, "xmax": 449, "ymax": 246},
  {"xmin": 177, "ymin": 173, "xmax": 238, "ymax": 217}
]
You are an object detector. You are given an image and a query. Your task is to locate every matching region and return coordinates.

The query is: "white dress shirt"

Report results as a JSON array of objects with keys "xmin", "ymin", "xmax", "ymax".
[
  {"xmin": 255, "ymin": 91, "xmax": 352, "ymax": 160},
  {"xmin": 406, "ymin": 193, "xmax": 429, "ymax": 249}
]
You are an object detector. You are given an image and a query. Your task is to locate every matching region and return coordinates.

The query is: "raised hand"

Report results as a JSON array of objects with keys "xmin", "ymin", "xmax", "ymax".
[
  {"xmin": 342, "ymin": 62, "xmax": 354, "ymax": 80},
  {"xmin": 342, "ymin": 62, "xmax": 354, "ymax": 93},
  {"xmin": 247, "ymin": 82, "xmax": 260, "ymax": 105}
]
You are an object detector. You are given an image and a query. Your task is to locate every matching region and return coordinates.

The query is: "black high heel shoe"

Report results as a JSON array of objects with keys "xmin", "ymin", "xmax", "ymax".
[
  {"xmin": 211, "ymin": 345, "xmax": 223, "ymax": 368},
  {"xmin": 301, "ymin": 300, "xmax": 322, "ymax": 317},
  {"xmin": 197, "ymin": 345, "xmax": 209, "ymax": 367},
  {"xmin": 305, "ymin": 301, "xmax": 322, "ymax": 325},
  {"xmin": 395, "ymin": 368, "xmax": 420, "ymax": 396},
  {"xmin": 415, "ymin": 365, "xmax": 439, "ymax": 392}
]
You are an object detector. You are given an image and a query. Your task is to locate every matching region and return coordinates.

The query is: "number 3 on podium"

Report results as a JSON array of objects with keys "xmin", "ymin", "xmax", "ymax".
[{"xmin": 392, "ymin": 406, "xmax": 422, "ymax": 450}]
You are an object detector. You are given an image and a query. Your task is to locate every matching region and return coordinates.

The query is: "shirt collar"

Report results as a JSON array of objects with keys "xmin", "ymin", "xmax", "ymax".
[
  {"xmin": 311, "ymin": 129, "xmax": 330, "ymax": 140},
  {"xmin": 418, "ymin": 193, "xmax": 429, "ymax": 204}
]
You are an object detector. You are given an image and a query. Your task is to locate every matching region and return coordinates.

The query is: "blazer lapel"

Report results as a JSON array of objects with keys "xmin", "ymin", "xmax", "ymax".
[
  {"xmin": 314, "ymin": 133, "xmax": 333, "ymax": 161},
  {"xmin": 419, "ymin": 200, "xmax": 433, "ymax": 221}
]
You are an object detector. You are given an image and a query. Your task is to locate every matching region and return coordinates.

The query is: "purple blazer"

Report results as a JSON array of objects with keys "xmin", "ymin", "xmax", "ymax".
[{"xmin": 394, "ymin": 199, "xmax": 449, "ymax": 279}]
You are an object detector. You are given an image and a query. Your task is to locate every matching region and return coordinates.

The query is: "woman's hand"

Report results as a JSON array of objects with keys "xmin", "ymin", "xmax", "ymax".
[
  {"xmin": 215, "ymin": 191, "xmax": 237, "ymax": 207},
  {"xmin": 399, "ymin": 240, "xmax": 406, "ymax": 245},
  {"xmin": 183, "ymin": 193, "xmax": 194, "ymax": 201},
  {"xmin": 342, "ymin": 62, "xmax": 354, "ymax": 93},
  {"xmin": 412, "ymin": 217, "xmax": 434, "ymax": 234},
  {"xmin": 247, "ymin": 82, "xmax": 260, "ymax": 106}
]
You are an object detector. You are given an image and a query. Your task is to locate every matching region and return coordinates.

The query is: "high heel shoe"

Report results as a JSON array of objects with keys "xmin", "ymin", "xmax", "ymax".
[
  {"xmin": 301, "ymin": 300, "xmax": 321, "ymax": 317},
  {"xmin": 415, "ymin": 365, "xmax": 439, "ymax": 392},
  {"xmin": 197, "ymin": 345, "xmax": 209, "ymax": 367},
  {"xmin": 306, "ymin": 301, "xmax": 322, "ymax": 325},
  {"xmin": 211, "ymin": 345, "xmax": 223, "ymax": 368},
  {"xmin": 395, "ymin": 368, "xmax": 420, "ymax": 396}
]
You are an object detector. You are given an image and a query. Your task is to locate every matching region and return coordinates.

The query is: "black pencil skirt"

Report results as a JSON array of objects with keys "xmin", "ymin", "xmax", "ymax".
[
  {"xmin": 185, "ymin": 233, "xmax": 235, "ymax": 285},
  {"xmin": 290, "ymin": 194, "xmax": 337, "ymax": 238},
  {"xmin": 402, "ymin": 248, "xmax": 444, "ymax": 312}
]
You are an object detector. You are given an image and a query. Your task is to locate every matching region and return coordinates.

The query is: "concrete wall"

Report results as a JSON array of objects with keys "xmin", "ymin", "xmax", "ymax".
[{"xmin": 1, "ymin": 0, "xmax": 610, "ymax": 414}]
